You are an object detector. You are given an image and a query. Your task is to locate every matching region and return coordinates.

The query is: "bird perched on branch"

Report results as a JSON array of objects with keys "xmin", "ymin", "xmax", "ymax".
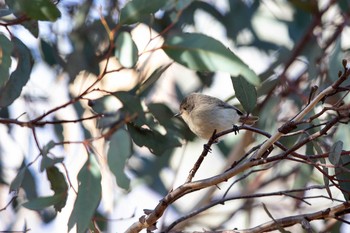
[{"xmin": 175, "ymin": 93, "xmax": 258, "ymax": 139}]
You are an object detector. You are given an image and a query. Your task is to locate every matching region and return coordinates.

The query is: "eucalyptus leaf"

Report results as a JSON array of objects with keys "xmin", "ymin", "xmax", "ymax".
[
  {"xmin": 0, "ymin": 34, "xmax": 13, "ymax": 86},
  {"xmin": 135, "ymin": 64, "xmax": 171, "ymax": 96},
  {"xmin": 22, "ymin": 194, "xmax": 65, "ymax": 211},
  {"xmin": 127, "ymin": 123, "xmax": 181, "ymax": 155},
  {"xmin": 107, "ymin": 130, "xmax": 132, "ymax": 190},
  {"xmin": 335, "ymin": 155, "xmax": 350, "ymax": 201},
  {"xmin": 329, "ymin": 141, "xmax": 343, "ymax": 165},
  {"xmin": 231, "ymin": 75, "xmax": 257, "ymax": 113},
  {"xmin": 115, "ymin": 32, "xmax": 138, "ymax": 68},
  {"xmin": 0, "ymin": 37, "xmax": 33, "ymax": 108},
  {"xmin": 68, "ymin": 154, "xmax": 101, "ymax": 233},
  {"xmin": 6, "ymin": 0, "xmax": 61, "ymax": 21},
  {"xmin": 163, "ymin": 33, "xmax": 260, "ymax": 85},
  {"xmin": 119, "ymin": 0, "xmax": 167, "ymax": 25},
  {"xmin": 9, "ymin": 166, "xmax": 27, "ymax": 193}
]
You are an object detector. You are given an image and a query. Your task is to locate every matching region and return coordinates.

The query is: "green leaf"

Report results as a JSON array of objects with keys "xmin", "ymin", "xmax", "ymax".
[
  {"xmin": 9, "ymin": 166, "xmax": 27, "ymax": 192},
  {"xmin": 115, "ymin": 32, "xmax": 138, "ymax": 68},
  {"xmin": 0, "ymin": 34, "xmax": 13, "ymax": 87},
  {"xmin": 21, "ymin": 20, "xmax": 39, "ymax": 38},
  {"xmin": 0, "ymin": 8, "xmax": 13, "ymax": 17},
  {"xmin": 40, "ymin": 39, "xmax": 63, "ymax": 66},
  {"xmin": 135, "ymin": 64, "xmax": 172, "ymax": 96},
  {"xmin": 338, "ymin": 0, "xmax": 350, "ymax": 13},
  {"xmin": 41, "ymin": 140, "xmax": 56, "ymax": 156},
  {"xmin": 40, "ymin": 141, "xmax": 61, "ymax": 172},
  {"xmin": 127, "ymin": 123, "xmax": 181, "ymax": 155},
  {"xmin": 7, "ymin": 0, "xmax": 61, "ymax": 21},
  {"xmin": 148, "ymin": 103, "xmax": 177, "ymax": 130},
  {"xmin": 113, "ymin": 91, "xmax": 145, "ymax": 125},
  {"xmin": 68, "ymin": 154, "xmax": 101, "ymax": 233},
  {"xmin": 40, "ymin": 156, "xmax": 64, "ymax": 172},
  {"xmin": 163, "ymin": 33, "xmax": 260, "ymax": 85},
  {"xmin": 22, "ymin": 194, "xmax": 65, "ymax": 210},
  {"xmin": 119, "ymin": 0, "xmax": 167, "ymax": 25},
  {"xmin": 46, "ymin": 166, "xmax": 68, "ymax": 211},
  {"xmin": 107, "ymin": 130, "xmax": 132, "ymax": 190},
  {"xmin": 0, "ymin": 37, "xmax": 33, "ymax": 108},
  {"xmin": 329, "ymin": 141, "xmax": 343, "ymax": 166},
  {"xmin": 47, "ymin": 166, "xmax": 68, "ymax": 193},
  {"xmin": 231, "ymin": 75, "xmax": 257, "ymax": 113},
  {"xmin": 335, "ymin": 155, "xmax": 350, "ymax": 201}
]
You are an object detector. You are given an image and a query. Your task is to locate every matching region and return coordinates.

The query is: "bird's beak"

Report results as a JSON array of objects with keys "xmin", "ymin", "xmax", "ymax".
[{"xmin": 174, "ymin": 112, "xmax": 182, "ymax": 118}]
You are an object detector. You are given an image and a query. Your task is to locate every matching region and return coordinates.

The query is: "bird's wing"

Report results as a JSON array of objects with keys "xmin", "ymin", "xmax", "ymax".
[{"xmin": 217, "ymin": 102, "xmax": 244, "ymax": 115}]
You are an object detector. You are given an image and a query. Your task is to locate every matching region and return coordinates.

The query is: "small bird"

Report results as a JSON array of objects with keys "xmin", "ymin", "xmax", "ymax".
[{"xmin": 175, "ymin": 93, "xmax": 258, "ymax": 139}]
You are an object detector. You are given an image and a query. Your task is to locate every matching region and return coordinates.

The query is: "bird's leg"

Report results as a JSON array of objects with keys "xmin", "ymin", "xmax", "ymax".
[{"xmin": 232, "ymin": 124, "xmax": 239, "ymax": 135}]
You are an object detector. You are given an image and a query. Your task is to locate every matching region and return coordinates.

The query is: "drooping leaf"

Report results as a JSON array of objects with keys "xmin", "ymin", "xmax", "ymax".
[
  {"xmin": 40, "ymin": 141, "xmax": 62, "ymax": 172},
  {"xmin": 163, "ymin": 33, "xmax": 260, "ymax": 85},
  {"xmin": 107, "ymin": 130, "xmax": 132, "ymax": 190},
  {"xmin": 41, "ymin": 140, "xmax": 56, "ymax": 157},
  {"xmin": 46, "ymin": 166, "xmax": 68, "ymax": 211},
  {"xmin": 21, "ymin": 19, "xmax": 39, "ymax": 38},
  {"xmin": 335, "ymin": 155, "xmax": 350, "ymax": 201},
  {"xmin": 113, "ymin": 91, "xmax": 145, "ymax": 126},
  {"xmin": 148, "ymin": 103, "xmax": 177, "ymax": 130},
  {"xmin": 115, "ymin": 32, "xmax": 138, "ymax": 68},
  {"xmin": 40, "ymin": 156, "xmax": 64, "ymax": 172},
  {"xmin": 6, "ymin": 0, "xmax": 61, "ymax": 21},
  {"xmin": 134, "ymin": 64, "xmax": 172, "ymax": 96},
  {"xmin": 127, "ymin": 123, "xmax": 181, "ymax": 155},
  {"xmin": 119, "ymin": 0, "xmax": 167, "ymax": 25},
  {"xmin": 68, "ymin": 154, "xmax": 101, "ymax": 233},
  {"xmin": 47, "ymin": 166, "xmax": 68, "ymax": 194},
  {"xmin": 231, "ymin": 75, "xmax": 257, "ymax": 113},
  {"xmin": 0, "ymin": 37, "xmax": 33, "ymax": 108},
  {"xmin": 0, "ymin": 34, "xmax": 13, "ymax": 86},
  {"xmin": 40, "ymin": 39, "xmax": 64, "ymax": 66},
  {"xmin": 329, "ymin": 141, "xmax": 343, "ymax": 166},
  {"xmin": 22, "ymin": 194, "xmax": 65, "ymax": 211},
  {"xmin": 9, "ymin": 166, "xmax": 27, "ymax": 193}
]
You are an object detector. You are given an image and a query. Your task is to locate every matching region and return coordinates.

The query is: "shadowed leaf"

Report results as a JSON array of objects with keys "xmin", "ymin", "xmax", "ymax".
[
  {"xmin": 119, "ymin": 0, "xmax": 167, "ymax": 25},
  {"xmin": 231, "ymin": 75, "xmax": 257, "ymax": 113},
  {"xmin": 163, "ymin": 33, "xmax": 260, "ymax": 85},
  {"xmin": 107, "ymin": 130, "xmax": 132, "ymax": 190},
  {"xmin": 68, "ymin": 154, "xmax": 101, "ymax": 233},
  {"xmin": 0, "ymin": 37, "xmax": 33, "ymax": 108}
]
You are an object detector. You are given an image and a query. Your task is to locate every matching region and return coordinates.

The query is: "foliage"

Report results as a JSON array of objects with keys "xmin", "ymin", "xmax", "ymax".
[{"xmin": 0, "ymin": 0, "xmax": 350, "ymax": 233}]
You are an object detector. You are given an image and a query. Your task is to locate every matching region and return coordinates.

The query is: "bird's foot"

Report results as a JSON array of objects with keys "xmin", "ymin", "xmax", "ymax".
[{"xmin": 232, "ymin": 125, "xmax": 239, "ymax": 135}]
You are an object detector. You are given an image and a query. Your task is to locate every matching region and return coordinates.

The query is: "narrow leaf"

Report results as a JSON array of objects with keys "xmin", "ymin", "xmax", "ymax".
[
  {"xmin": 163, "ymin": 33, "xmax": 260, "ymax": 85},
  {"xmin": 0, "ymin": 37, "xmax": 33, "ymax": 108},
  {"xmin": 127, "ymin": 123, "xmax": 181, "ymax": 155},
  {"xmin": 329, "ymin": 140, "xmax": 343, "ymax": 165},
  {"xmin": 107, "ymin": 130, "xmax": 132, "ymax": 190},
  {"xmin": 46, "ymin": 166, "xmax": 68, "ymax": 211},
  {"xmin": 119, "ymin": 0, "xmax": 167, "ymax": 25},
  {"xmin": 9, "ymin": 166, "xmax": 27, "ymax": 192},
  {"xmin": 68, "ymin": 154, "xmax": 101, "ymax": 233},
  {"xmin": 40, "ymin": 156, "xmax": 64, "ymax": 172},
  {"xmin": 231, "ymin": 75, "xmax": 257, "ymax": 113},
  {"xmin": 135, "ymin": 63, "xmax": 171, "ymax": 96},
  {"xmin": 115, "ymin": 31, "xmax": 138, "ymax": 68},
  {"xmin": 335, "ymin": 155, "xmax": 350, "ymax": 201},
  {"xmin": 22, "ymin": 194, "xmax": 64, "ymax": 210},
  {"xmin": 8, "ymin": 0, "xmax": 61, "ymax": 21},
  {"xmin": 0, "ymin": 34, "xmax": 13, "ymax": 86}
]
